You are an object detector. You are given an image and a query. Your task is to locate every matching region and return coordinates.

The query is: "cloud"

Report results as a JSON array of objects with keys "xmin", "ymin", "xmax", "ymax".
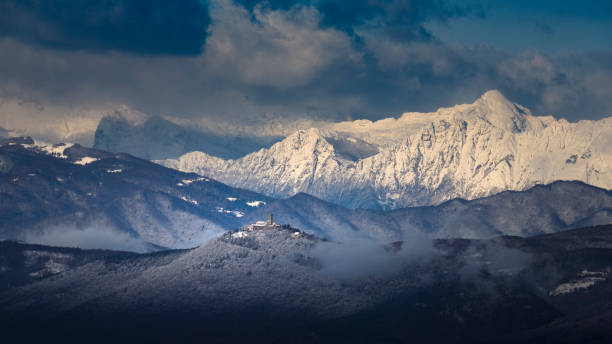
[
  {"xmin": 0, "ymin": 95, "xmax": 113, "ymax": 146},
  {"xmin": 0, "ymin": 0, "xmax": 210, "ymax": 55},
  {"xmin": 234, "ymin": 0, "xmax": 476, "ymax": 40},
  {"xmin": 458, "ymin": 242, "xmax": 532, "ymax": 280},
  {"xmin": 23, "ymin": 225, "xmax": 152, "ymax": 253},
  {"xmin": 311, "ymin": 232, "xmax": 434, "ymax": 281},
  {"xmin": 1, "ymin": 0, "xmax": 612, "ymax": 145},
  {"xmin": 205, "ymin": 1, "xmax": 357, "ymax": 88}
]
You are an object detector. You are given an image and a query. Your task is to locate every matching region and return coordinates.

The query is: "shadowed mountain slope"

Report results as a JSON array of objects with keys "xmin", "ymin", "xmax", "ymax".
[
  {"xmin": 0, "ymin": 137, "xmax": 272, "ymax": 250},
  {"xmin": 240, "ymin": 181, "xmax": 612, "ymax": 241}
]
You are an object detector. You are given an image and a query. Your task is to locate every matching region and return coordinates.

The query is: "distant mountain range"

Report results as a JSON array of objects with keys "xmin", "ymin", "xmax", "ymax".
[
  {"xmin": 242, "ymin": 180, "xmax": 612, "ymax": 242},
  {"xmin": 159, "ymin": 90, "xmax": 612, "ymax": 209},
  {"xmin": 2, "ymin": 224, "xmax": 612, "ymax": 343}
]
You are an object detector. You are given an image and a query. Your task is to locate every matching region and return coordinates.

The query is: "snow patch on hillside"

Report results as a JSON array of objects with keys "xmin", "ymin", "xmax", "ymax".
[
  {"xmin": 550, "ymin": 269, "xmax": 609, "ymax": 296},
  {"xmin": 216, "ymin": 207, "xmax": 245, "ymax": 218},
  {"xmin": 181, "ymin": 196, "xmax": 199, "ymax": 206},
  {"xmin": 181, "ymin": 177, "xmax": 209, "ymax": 185},
  {"xmin": 74, "ymin": 156, "xmax": 99, "ymax": 165},
  {"xmin": 40, "ymin": 143, "xmax": 74, "ymax": 159},
  {"xmin": 246, "ymin": 201, "xmax": 266, "ymax": 207}
]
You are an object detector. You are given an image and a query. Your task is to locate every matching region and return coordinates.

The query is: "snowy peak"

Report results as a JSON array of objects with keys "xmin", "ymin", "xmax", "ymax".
[
  {"xmin": 477, "ymin": 90, "xmax": 515, "ymax": 110},
  {"xmin": 275, "ymin": 128, "xmax": 378, "ymax": 162},
  {"xmin": 472, "ymin": 89, "xmax": 528, "ymax": 132},
  {"xmin": 275, "ymin": 128, "xmax": 331, "ymax": 153}
]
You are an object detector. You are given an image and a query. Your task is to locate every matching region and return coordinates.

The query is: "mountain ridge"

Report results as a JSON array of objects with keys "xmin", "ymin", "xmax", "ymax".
[
  {"xmin": 237, "ymin": 180, "xmax": 612, "ymax": 242},
  {"xmin": 3, "ymin": 136, "xmax": 611, "ymax": 251},
  {"xmin": 0, "ymin": 137, "xmax": 273, "ymax": 250},
  {"xmin": 160, "ymin": 90, "xmax": 612, "ymax": 209}
]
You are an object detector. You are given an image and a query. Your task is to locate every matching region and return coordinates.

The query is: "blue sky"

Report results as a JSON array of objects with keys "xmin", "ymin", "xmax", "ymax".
[
  {"xmin": 0, "ymin": 0, "xmax": 611, "ymax": 138},
  {"xmin": 429, "ymin": 0, "xmax": 612, "ymax": 53}
]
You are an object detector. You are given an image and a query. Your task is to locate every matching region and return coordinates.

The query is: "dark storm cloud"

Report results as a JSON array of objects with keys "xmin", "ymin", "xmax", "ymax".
[
  {"xmin": 0, "ymin": 0, "xmax": 210, "ymax": 55},
  {"xmin": 234, "ymin": 0, "xmax": 477, "ymax": 41}
]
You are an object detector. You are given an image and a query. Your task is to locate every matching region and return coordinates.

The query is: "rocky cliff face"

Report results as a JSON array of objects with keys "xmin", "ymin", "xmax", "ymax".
[{"xmin": 160, "ymin": 90, "xmax": 612, "ymax": 209}]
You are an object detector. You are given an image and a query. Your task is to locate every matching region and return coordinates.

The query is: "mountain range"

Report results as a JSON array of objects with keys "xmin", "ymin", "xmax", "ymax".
[
  {"xmin": 244, "ymin": 181, "xmax": 612, "ymax": 242},
  {"xmin": 2, "ymin": 91, "xmax": 612, "ymax": 343},
  {"xmin": 159, "ymin": 90, "xmax": 612, "ymax": 209},
  {"xmin": 1, "ymin": 136, "xmax": 611, "ymax": 250}
]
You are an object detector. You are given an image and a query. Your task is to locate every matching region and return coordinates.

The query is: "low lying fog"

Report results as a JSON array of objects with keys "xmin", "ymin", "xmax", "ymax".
[{"xmin": 23, "ymin": 225, "xmax": 151, "ymax": 253}]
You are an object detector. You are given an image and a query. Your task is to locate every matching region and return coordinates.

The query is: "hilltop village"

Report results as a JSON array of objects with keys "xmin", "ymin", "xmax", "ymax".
[
  {"xmin": 247, "ymin": 213, "xmax": 281, "ymax": 231},
  {"xmin": 229, "ymin": 213, "xmax": 308, "ymax": 240}
]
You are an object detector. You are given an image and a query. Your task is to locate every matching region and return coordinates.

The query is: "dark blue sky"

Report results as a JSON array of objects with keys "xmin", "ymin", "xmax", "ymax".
[
  {"xmin": 0, "ymin": 0, "xmax": 611, "ymax": 137},
  {"xmin": 431, "ymin": 0, "xmax": 612, "ymax": 53}
]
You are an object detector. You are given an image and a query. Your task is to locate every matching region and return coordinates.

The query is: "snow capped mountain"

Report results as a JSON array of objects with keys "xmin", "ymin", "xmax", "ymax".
[{"xmin": 160, "ymin": 90, "xmax": 612, "ymax": 209}]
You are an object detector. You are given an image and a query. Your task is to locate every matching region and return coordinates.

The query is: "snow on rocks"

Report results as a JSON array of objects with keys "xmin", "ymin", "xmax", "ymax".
[
  {"xmin": 40, "ymin": 143, "xmax": 74, "ymax": 159},
  {"xmin": 23, "ymin": 250, "xmax": 72, "ymax": 278},
  {"xmin": 231, "ymin": 231, "xmax": 248, "ymax": 238},
  {"xmin": 74, "ymin": 156, "xmax": 99, "ymax": 165}
]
